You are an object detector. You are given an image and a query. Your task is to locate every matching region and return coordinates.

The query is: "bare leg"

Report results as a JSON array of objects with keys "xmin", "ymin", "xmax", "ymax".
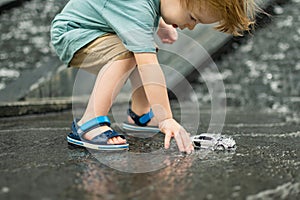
[
  {"xmin": 128, "ymin": 68, "xmax": 158, "ymax": 126},
  {"xmin": 78, "ymin": 58, "xmax": 136, "ymax": 144}
]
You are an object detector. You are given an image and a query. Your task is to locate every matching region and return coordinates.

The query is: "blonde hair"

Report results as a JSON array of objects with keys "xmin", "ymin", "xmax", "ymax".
[{"xmin": 180, "ymin": 0, "xmax": 260, "ymax": 36}]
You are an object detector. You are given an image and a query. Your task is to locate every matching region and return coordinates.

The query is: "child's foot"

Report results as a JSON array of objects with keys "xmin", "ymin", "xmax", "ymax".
[
  {"xmin": 78, "ymin": 121, "xmax": 126, "ymax": 145},
  {"xmin": 83, "ymin": 125, "xmax": 126, "ymax": 144},
  {"xmin": 68, "ymin": 116, "xmax": 129, "ymax": 151},
  {"xmin": 127, "ymin": 115, "xmax": 158, "ymax": 127},
  {"xmin": 122, "ymin": 108, "xmax": 160, "ymax": 133}
]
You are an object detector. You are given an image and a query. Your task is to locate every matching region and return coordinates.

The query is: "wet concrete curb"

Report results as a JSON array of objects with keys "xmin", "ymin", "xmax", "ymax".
[{"xmin": 0, "ymin": 98, "xmax": 72, "ymax": 117}]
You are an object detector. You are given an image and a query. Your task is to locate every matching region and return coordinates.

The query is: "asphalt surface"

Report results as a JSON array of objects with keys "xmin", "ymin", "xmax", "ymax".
[{"xmin": 0, "ymin": 103, "xmax": 300, "ymax": 200}]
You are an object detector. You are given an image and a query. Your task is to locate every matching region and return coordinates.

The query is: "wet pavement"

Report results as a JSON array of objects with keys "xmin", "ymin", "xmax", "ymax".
[
  {"xmin": 0, "ymin": 104, "xmax": 300, "ymax": 200},
  {"xmin": 1, "ymin": 0, "xmax": 300, "ymax": 199}
]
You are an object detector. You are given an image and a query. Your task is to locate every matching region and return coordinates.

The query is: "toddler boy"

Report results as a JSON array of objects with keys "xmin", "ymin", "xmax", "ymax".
[{"xmin": 51, "ymin": 0, "xmax": 258, "ymax": 153}]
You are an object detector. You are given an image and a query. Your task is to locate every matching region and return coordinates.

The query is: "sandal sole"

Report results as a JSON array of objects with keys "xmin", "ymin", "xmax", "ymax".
[
  {"xmin": 67, "ymin": 135, "xmax": 129, "ymax": 151},
  {"xmin": 122, "ymin": 122, "xmax": 160, "ymax": 133}
]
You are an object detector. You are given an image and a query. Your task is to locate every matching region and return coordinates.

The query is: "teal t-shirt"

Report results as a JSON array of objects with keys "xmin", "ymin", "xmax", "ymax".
[{"xmin": 51, "ymin": 0, "xmax": 161, "ymax": 64}]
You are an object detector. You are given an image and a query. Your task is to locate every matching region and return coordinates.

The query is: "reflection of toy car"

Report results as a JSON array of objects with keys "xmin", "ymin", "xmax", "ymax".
[{"xmin": 191, "ymin": 133, "xmax": 236, "ymax": 151}]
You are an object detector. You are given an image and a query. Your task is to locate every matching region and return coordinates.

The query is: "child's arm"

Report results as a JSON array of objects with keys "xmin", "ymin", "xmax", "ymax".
[{"xmin": 134, "ymin": 53, "xmax": 194, "ymax": 154}]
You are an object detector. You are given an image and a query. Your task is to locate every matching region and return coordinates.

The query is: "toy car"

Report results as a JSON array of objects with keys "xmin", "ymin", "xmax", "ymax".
[{"xmin": 190, "ymin": 133, "xmax": 236, "ymax": 151}]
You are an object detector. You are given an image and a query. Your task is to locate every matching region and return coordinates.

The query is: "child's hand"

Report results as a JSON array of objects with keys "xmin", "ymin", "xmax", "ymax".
[
  {"xmin": 157, "ymin": 19, "xmax": 178, "ymax": 44},
  {"xmin": 159, "ymin": 118, "xmax": 194, "ymax": 154}
]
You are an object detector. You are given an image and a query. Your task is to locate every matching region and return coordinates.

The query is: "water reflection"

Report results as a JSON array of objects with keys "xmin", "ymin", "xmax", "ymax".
[
  {"xmin": 90, "ymin": 149, "xmax": 176, "ymax": 173},
  {"xmin": 67, "ymin": 144, "xmax": 237, "ymax": 199},
  {"xmin": 68, "ymin": 149, "xmax": 194, "ymax": 199}
]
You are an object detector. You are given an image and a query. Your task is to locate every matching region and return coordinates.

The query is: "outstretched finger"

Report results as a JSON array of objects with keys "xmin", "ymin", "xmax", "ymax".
[
  {"xmin": 164, "ymin": 130, "xmax": 172, "ymax": 149},
  {"xmin": 174, "ymin": 131, "xmax": 185, "ymax": 152},
  {"xmin": 179, "ymin": 128, "xmax": 194, "ymax": 154}
]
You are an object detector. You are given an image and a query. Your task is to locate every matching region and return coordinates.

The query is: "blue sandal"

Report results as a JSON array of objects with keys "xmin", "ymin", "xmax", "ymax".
[
  {"xmin": 122, "ymin": 108, "xmax": 160, "ymax": 133},
  {"xmin": 67, "ymin": 116, "xmax": 129, "ymax": 150}
]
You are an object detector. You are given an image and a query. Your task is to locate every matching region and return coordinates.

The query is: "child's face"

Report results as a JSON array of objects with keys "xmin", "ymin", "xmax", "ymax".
[{"xmin": 161, "ymin": 0, "xmax": 220, "ymax": 30}]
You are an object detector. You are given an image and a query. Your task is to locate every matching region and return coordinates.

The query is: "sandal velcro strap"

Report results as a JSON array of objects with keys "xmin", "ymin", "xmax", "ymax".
[
  {"xmin": 69, "ymin": 116, "xmax": 129, "ymax": 150},
  {"xmin": 127, "ymin": 108, "xmax": 154, "ymax": 127},
  {"xmin": 102, "ymin": 130, "xmax": 125, "ymax": 140},
  {"xmin": 87, "ymin": 130, "xmax": 125, "ymax": 145},
  {"xmin": 77, "ymin": 116, "xmax": 111, "ymax": 134}
]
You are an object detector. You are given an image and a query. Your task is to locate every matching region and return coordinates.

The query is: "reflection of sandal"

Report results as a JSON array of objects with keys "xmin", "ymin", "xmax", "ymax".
[
  {"xmin": 122, "ymin": 109, "xmax": 160, "ymax": 133},
  {"xmin": 67, "ymin": 116, "xmax": 129, "ymax": 150}
]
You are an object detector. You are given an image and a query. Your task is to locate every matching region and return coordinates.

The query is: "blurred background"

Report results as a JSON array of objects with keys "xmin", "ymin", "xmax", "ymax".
[{"xmin": 0, "ymin": 0, "xmax": 299, "ymax": 115}]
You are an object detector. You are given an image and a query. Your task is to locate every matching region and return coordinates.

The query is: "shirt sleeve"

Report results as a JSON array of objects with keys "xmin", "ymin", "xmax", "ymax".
[{"xmin": 102, "ymin": 0, "xmax": 158, "ymax": 53}]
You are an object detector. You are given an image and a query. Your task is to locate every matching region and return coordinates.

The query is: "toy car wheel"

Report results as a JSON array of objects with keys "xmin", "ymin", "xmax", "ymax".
[
  {"xmin": 215, "ymin": 145, "xmax": 225, "ymax": 151},
  {"xmin": 193, "ymin": 141, "xmax": 201, "ymax": 148}
]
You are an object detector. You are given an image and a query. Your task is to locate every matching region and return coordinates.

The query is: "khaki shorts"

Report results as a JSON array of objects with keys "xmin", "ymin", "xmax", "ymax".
[{"xmin": 70, "ymin": 34, "xmax": 134, "ymax": 74}]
